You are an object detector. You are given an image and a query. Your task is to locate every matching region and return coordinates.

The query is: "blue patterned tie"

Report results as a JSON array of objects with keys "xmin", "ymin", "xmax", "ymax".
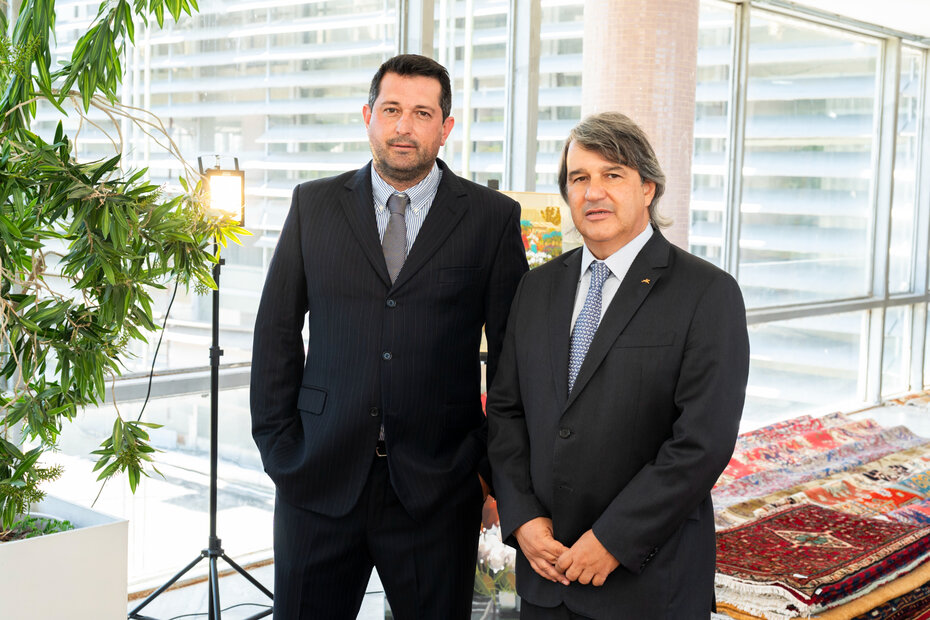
[{"xmin": 568, "ymin": 261, "xmax": 611, "ymax": 393}]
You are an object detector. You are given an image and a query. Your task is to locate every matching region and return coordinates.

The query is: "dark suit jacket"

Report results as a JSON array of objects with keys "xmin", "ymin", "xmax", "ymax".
[
  {"xmin": 251, "ymin": 159, "xmax": 527, "ymax": 521},
  {"xmin": 487, "ymin": 229, "xmax": 749, "ymax": 618}
]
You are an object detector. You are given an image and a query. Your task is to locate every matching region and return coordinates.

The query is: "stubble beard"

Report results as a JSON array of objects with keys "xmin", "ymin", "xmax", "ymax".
[{"xmin": 370, "ymin": 141, "xmax": 436, "ymax": 188}]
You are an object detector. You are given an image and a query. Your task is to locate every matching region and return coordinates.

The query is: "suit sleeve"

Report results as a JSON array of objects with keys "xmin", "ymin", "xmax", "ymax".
[
  {"xmin": 250, "ymin": 185, "xmax": 309, "ymax": 482},
  {"xmin": 484, "ymin": 198, "xmax": 529, "ymax": 389},
  {"xmin": 471, "ymin": 198, "xmax": 528, "ymax": 489},
  {"xmin": 591, "ymin": 271, "xmax": 749, "ymax": 574},
  {"xmin": 487, "ymin": 275, "xmax": 548, "ymax": 544}
]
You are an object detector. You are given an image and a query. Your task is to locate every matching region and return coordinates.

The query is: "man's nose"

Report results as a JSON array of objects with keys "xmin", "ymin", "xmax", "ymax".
[
  {"xmin": 585, "ymin": 180, "xmax": 607, "ymax": 201},
  {"xmin": 395, "ymin": 112, "xmax": 414, "ymax": 134}
]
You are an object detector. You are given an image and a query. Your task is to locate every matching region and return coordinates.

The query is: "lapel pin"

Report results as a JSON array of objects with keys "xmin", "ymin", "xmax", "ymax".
[{"xmin": 641, "ymin": 278, "xmax": 651, "ymax": 284}]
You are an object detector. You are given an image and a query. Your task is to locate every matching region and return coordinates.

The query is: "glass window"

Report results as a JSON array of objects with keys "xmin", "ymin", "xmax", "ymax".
[
  {"xmin": 435, "ymin": 0, "xmax": 509, "ymax": 181},
  {"xmin": 535, "ymin": 0, "xmax": 583, "ymax": 192},
  {"xmin": 925, "ymin": 305, "xmax": 930, "ymax": 388},
  {"xmin": 740, "ymin": 13, "xmax": 880, "ymax": 308},
  {"xmin": 890, "ymin": 47, "xmax": 923, "ymax": 294},
  {"xmin": 882, "ymin": 305, "xmax": 910, "ymax": 396},
  {"xmin": 691, "ymin": 1, "xmax": 735, "ymax": 267},
  {"xmin": 745, "ymin": 311, "xmax": 866, "ymax": 426}
]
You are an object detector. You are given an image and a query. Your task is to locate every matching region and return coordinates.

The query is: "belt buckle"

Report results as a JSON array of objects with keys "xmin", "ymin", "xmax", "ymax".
[{"xmin": 375, "ymin": 440, "xmax": 387, "ymax": 457}]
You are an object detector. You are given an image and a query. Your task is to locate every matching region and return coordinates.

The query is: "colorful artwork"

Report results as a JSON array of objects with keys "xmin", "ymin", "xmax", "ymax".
[
  {"xmin": 521, "ymin": 207, "xmax": 562, "ymax": 266},
  {"xmin": 502, "ymin": 191, "xmax": 582, "ymax": 268}
]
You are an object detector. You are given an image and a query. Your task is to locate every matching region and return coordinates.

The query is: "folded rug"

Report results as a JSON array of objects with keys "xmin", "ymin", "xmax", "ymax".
[
  {"xmin": 735, "ymin": 413, "xmax": 851, "ymax": 452},
  {"xmin": 714, "ymin": 429, "xmax": 928, "ymax": 512},
  {"xmin": 887, "ymin": 498, "xmax": 930, "ymax": 526},
  {"xmin": 719, "ymin": 561, "xmax": 930, "ymax": 619},
  {"xmin": 716, "ymin": 445, "xmax": 930, "ymax": 529},
  {"xmin": 716, "ymin": 504, "xmax": 930, "ymax": 619},
  {"xmin": 849, "ymin": 581, "xmax": 930, "ymax": 619},
  {"xmin": 719, "ymin": 420, "xmax": 882, "ymax": 487}
]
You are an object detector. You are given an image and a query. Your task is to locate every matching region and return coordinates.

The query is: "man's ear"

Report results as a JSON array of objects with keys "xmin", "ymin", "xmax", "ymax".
[
  {"xmin": 642, "ymin": 179, "xmax": 656, "ymax": 207},
  {"xmin": 440, "ymin": 115, "xmax": 455, "ymax": 146},
  {"xmin": 362, "ymin": 104, "xmax": 372, "ymax": 129}
]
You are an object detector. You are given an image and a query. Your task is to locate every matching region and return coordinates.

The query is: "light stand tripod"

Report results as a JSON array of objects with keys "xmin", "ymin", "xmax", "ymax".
[{"xmin": 129, "ymin": 160, "xmax": 273, "ymax": 620}]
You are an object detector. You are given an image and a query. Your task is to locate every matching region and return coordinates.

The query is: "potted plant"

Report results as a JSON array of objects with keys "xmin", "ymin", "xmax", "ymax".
[{"xmin": 0, "ymin": 0, "xmax": 240, "ymax": 599}]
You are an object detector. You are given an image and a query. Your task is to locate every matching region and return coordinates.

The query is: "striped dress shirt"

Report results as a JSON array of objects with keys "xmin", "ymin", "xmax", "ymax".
[{"xmin": 371, "ymin": 162, "xmax": 442, "ymax": 253}]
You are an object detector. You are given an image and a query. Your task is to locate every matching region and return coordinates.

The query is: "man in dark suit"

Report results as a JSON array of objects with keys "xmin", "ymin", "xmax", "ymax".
[
  {"xmin": 487, "ymin": 112, "xmax": 749, "ymax": 619},
  {"xmin": 250, "ymin": 54, "xmax": 527, "ymax": 619}
]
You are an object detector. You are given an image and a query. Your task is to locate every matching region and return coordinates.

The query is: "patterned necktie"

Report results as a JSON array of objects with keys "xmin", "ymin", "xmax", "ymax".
[
  {"xmin": 568, "ymin": 261, "xmax": 611, "ymax": 393},
  {"xmin": 382, "ymin": 192, "xmax": 409, "ymax": 283}
]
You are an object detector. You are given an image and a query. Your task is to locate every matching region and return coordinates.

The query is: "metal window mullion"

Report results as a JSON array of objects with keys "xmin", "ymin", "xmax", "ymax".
[
  {"xmin": 723, "ymin": 1, "xmax": 750, "ymax": 278},
  {"xmin": 862, "ymin": 37, "xmax": 901, "ymax": 402},
  {"xmin": 912, "ymin": 51, "xmax": 930, "ymax": 293},
  {"xmin": 397, "ymin": 0, "xmax": 435, "ymax": 57},
  {"xmin": 871, "ymin": 37, "xmax": 900, "ymax": 301},
  {"xmin": 911, "ymin": 48, "xmax": 930, "ymax": 388},
  {"xmin": 910, "ymin": 303, "xmax": 927, "ymax": 391},
  {"xmin": 461, "ymin": 0, "xmax": 474, "ymax": 179},
  {"xmin": 745, "ymin": 292, "xmax": 930, "ymax": 325},
  {"xmin": 751, "ymin": 0, "xmax": 930, "ymax": 47},
  {"xmin": 865, "ymin": 306, "xmax": 886, "ymax": 404},
  {"xmin": 502, "ymin": 0, "xmax": 541, "ymax": 192}
]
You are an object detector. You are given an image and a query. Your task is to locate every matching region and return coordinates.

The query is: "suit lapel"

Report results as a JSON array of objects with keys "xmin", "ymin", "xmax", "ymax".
[
  {"xmin": 549, "ymin": 249, "xmax": 582, "ymax": 407},
  {"xmin": 391, "ymin": 159, "xmax": 468, "ymax": 290},
  {"xmin": 564, "ymin": 231, "xmax": 672, "ymax": 411},
  {"xmin": 340, "ymin": 164, "xmax": 392, "ymax": 287}
]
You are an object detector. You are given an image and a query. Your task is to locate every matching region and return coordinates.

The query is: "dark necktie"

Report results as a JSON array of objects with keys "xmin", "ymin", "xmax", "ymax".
[
  {"xmin": 568, "ymin": 261, "xmax": 611, "ymax": 393},
  {"xmin": 383, "ymin": 193, "xmax": 409, "ymax": 283}
]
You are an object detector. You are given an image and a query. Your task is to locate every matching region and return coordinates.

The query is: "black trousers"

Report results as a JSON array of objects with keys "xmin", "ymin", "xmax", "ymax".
[
  {"xmin": 520, "ymin": 600, "xmax": 594, "ymax": 620},
  {"xmin": 272, "ymin": 456, "xmax": 483, "ymax": 619}
]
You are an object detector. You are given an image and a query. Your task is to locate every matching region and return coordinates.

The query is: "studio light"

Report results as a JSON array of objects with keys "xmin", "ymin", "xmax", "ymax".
[
  {"xmin": 202, "ymin": 157, "xmax": 245, "ymax": 226},
  {"xmin": 130, "ymin": 156, "xmax": 272, "ymax": 620}
]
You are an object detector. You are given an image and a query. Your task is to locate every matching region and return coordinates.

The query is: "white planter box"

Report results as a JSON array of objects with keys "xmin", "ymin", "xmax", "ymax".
[{"xmin": 0, "ymin": 496, "xmax": 128, "ymax": 620}]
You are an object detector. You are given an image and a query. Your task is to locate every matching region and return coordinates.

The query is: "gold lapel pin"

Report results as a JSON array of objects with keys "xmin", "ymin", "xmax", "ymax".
[{"xmin": 641, "ymin": 278, "xmax": 651, "ymax": 284}]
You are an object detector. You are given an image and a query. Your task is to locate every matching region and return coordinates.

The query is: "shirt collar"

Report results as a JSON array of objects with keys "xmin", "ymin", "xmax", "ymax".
[
  {"xmin": 579, "ymin": 224, "xmax": 654, "ymax": 281},
  {"xmin": 371, "ymin": 162, "xmax": 441, "ymax": 214}
]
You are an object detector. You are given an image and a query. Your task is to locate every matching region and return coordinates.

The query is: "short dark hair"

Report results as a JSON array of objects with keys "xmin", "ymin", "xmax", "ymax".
[
  {"xmin": 558, "ymin": 112, "xmax": 670, "ymax": 228},
  {"xmin": 368, "ymin": 54, "xmax": 452, "ymax": 120}
]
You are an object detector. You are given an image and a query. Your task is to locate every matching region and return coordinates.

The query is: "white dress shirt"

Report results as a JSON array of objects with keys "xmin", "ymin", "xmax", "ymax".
[{"xmin": 570, "ymin": 224, "xmax": 654, "ymax": 330}]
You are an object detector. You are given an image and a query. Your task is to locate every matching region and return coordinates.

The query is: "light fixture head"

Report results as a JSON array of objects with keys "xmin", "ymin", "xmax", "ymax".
[{"xmin": 198, "ymin": 156, "xmax": 245, "ymax": 226}]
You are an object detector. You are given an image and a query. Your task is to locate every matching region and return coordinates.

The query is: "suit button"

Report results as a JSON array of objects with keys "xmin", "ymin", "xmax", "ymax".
[
  {"xmin": 559, "ymin": 428, "xmax": 571, "ymax": 439},
  {"xmin": 369, "ymin": 407, "xmax": 379, "ymax": 417},
  {"xmin": 386, "ymin": 299, "xmax": 396, "ymax": 308},
  {"xmin": 382, "ymin": 352, "xmax": 392, "ymax": 360}
]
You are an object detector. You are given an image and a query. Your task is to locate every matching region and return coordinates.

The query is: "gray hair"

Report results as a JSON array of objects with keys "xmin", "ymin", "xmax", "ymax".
[{"xmin": 558, "ymin": 112, "xmax": 670, "ymax": 229}]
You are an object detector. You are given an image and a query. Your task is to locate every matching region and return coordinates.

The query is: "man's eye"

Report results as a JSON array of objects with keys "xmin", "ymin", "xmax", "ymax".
[
  {"xmin": 571, "ymin": 176, "xmax": 587, "ymax": 183},
  {"xmin": 417, "ymin": 111, "xmax": 431, "ymax": 118}
]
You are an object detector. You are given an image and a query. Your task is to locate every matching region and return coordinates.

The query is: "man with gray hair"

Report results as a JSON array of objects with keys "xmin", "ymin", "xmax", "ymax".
[{"xmin": 488, "ymin": 112, "xmax": 749, "ymax": 618}]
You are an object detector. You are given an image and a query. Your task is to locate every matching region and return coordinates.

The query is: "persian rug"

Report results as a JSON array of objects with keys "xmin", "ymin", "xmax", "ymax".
[
  {"xmin": 716, "ymin": 445, "xmax": 930, "ymax": 529},
  {"xmin": 887, "ymin": 498, "xmax": 930, "ymax": 525},
  {"xmin": 715, "ymin": 505, "xmax": 930, "ymax": 619},
  {"xmin": 890, "ymin": 391, "xmax": 930, "ymax": 407},
  {"xmin": 719, "ymin": 420, "xmax": 883, "ymax": 487},
  {"xmin": 894, "ymin": 469, "xmax": 930, "ymax": 496},
  {"xmin": 850, "ymin": 580, "xmax": 930, "ymax": 619},
  {"xmin": 735, "ymin": 413, "xmax": 852, "ymax": 452},
  {"xmin": 713, "ymin": 428, "xmax": 927, "ymax": 512},
  {"xmin": 718, "ymin": 560, "xmax": 930, "ymax": 618}
]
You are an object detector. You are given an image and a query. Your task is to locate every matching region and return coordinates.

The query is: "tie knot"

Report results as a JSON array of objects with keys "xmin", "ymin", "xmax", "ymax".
[
  {"xmin": 387, "ymin": 193, "xmax": 408, "ymax": 216},
  {"xmin": 589, "ymin": 261, "xmax": 611, "ymax": 288}
]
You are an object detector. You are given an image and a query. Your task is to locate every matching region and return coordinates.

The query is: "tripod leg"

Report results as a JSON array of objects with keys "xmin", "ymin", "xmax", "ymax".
[
  {"xmin": 209, "ymin": 555, "xmax": 222, "ymax": 620},
  {"xmin": 220, "ymin": 554, "xmax": 274, "ymax": 600},
  {"xmin": 129, "ymin": 553, "xmax": 206, "ymax": 618}
]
